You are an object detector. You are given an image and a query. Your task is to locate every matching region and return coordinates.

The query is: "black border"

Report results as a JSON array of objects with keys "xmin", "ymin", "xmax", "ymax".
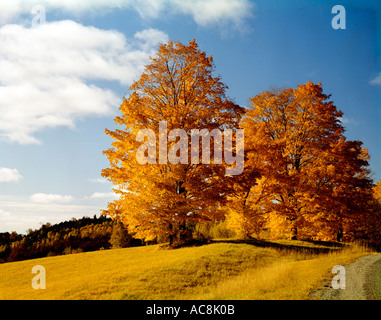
[{"xmin": 2, "ymin": 300, "xmax": 380, "ymax": 319}]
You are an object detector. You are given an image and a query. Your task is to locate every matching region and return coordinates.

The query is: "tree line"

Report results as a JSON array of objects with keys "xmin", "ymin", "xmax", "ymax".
[
  {"xmin": 0, "ymin": 215, "xmax": 142, "ymax": 263},
  {"xmin": 101, "ymin": 39, "xmax": 381, "ymax": 247}
]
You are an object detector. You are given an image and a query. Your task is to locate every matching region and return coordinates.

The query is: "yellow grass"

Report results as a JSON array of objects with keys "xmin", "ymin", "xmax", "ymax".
[
  {"xmin": 0, "ymin": 242, "xmax": 374, "ymax": 300},
  {"xmin": 194, "ymin": 244, "xmax": 373, "ymax": 299}
]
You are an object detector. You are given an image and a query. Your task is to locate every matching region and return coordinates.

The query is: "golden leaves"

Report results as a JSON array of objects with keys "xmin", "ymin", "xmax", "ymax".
[
  {"xmin": 238, "ymin": 82, "xmax": 374, "ymax": 241},
  {"xmin": 102, "ymin": 37, "xmax": 375, "ymax": 243},
  {"xmin": 101, "ymin": 39, "xmax": 243, "ymax": 244}
]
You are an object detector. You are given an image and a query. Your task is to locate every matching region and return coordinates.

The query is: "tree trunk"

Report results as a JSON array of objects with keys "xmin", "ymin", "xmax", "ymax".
[
  {"xmin": 289, "ymin": 218, "xmax": 298, "ymax": 240},
  {"xmin": 336, "ymin": 228, "xmax": 343, "ymax": 242},
  {"xmin": 290, "ymin": 227, "xmax": 297, "ymax": 240},
  {"xmin": 168, "ymin": 220, "xmax": 193, "ymax": 247},
  {"xmin": 168, "ymin": 223, "xmax": 174, "ymax": 245}
]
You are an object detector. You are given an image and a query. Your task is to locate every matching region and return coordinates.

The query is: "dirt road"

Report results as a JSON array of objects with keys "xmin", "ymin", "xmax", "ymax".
[{"xmin": 318, "ymin": 253, "xmax": 381, "ymax": 300}]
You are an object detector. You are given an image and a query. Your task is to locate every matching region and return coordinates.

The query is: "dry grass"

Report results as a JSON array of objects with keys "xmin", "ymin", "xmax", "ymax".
[
  {"xmin": 193, "ymin": 242, "xmax": 374, "ymax": 299},
  {"xmin": 0, "ymin": 241, "xmax": 374, "ymax": 300}
]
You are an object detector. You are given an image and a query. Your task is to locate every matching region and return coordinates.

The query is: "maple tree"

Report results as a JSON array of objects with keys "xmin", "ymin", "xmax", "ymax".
[
  {"xmin": 224, "ymin": 141, "xmax": 264, "ymax": 239},
  {"xmin": 363, "ymin": 180, "xmax": 381, "ymax": 243},
  {"xmin": 232, "ymin": 82, "xmax": 374, "ymax": 241},
  {"xmin": 102, "ymin": 40, "xmax": 243, "ymax": 246},
  {"xmin": 102, "ymin": 39, "xmax": 377, "ymax": 245}
]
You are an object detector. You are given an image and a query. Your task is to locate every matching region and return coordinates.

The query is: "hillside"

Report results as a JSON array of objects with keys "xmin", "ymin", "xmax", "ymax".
[
  {"xmin": 0, "ymin": 241, "xmax": 373, "ymax": 300},
  {"xmin": 0, "ymin": 216, "xmax": 141, "ymax": 263}
]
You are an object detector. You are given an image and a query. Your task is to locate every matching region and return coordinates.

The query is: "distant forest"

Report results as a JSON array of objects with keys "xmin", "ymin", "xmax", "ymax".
[{"xmin": 0, "ymin": 215, "xmax": 142, "ymax": 263}]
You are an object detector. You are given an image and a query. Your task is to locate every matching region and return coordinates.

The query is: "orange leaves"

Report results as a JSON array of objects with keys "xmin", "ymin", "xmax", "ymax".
[
  {"xmin": 237, "ymin": 82, "xmax": 374, "ymax": 241},
  {"xmin": 101, "ymin": 39, "xmax": 243, "ymax": 245},
  {"xmin": 102, "ymin": 38, "xmax": 375, "ymax": 244},
  {"xmin": 374, "ymin": 180, "xmax": 381, "ymax": 203}
]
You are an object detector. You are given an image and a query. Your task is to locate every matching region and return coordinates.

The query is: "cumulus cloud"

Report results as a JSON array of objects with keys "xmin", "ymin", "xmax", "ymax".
[
  {"xmin": 0, "ymin": 0, "xmax": 124, "ymax": 24},
  {"xmin": 0, "ymin": 21, "xmax": 168, "ymax": 144},
  {"xmin": 0, "ymin": 167, "xmax": 23, "ymax": 182},
  {"xmin": 168, "ymin": 0, "xmax": 255, "ymax": 28},
  {"xmin": 0, "ymin": 0, "xmax": 255, "ymax": 29},
  {"xmin": 30, "ymin": 193, "xmax": 73, "ymax": 204},
  {"xmin": 127, "ymin": 0, "xmax": 255, "ymax": 30}
]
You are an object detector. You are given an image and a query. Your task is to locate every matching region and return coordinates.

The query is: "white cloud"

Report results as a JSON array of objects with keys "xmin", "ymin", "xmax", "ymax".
[
  {"xmin": 0, "ymin": 167, "xmax": 23, "ymax": 182},
  {"xmin": 88, "ymin": 178, "xmax": 109, "ymax": 184},
  {"xmin": 340, "ymin": 116, "xmax": 361, "ymax": 126},
  {"xmin": 370, "ymin": 74, "xmax": 381, "ymax": 86},
  {"xmin": 0, "ymin": 194, "xmax": 105, "ymax": 233},
  {"xmin": 0, "ymin": 0, "xmax": 255, "ymax": 28},
  {"xmin": 0, "ymin": 0, "xmax": 126, "ymax": 24},
  {"xmin": 0, "ymin": 209, "xmax": 11, "ymax": 217},
  {"xmin": 0, "ymin": 202, "xmax": 98, "ymax": 233},
  {"xmin": 30, "ymin": 193, "xmax": 73, "ymax": 204},
  {"xmin": 89, "ymin": 192, "xmax": 118, "ymax": 199},
  {"xmin": 0, "ymin": 21, "xmax": 168, "ymax": 144},
  {"xmin": 129, "ymin": 0, "xmax": 255, "ymax": 28},
  {"xmin": 169, "ymin": 0, "xmax": 255, "ymax": 28}
]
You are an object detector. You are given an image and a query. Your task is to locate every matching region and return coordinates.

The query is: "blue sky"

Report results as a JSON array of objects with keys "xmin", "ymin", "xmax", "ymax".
[{"xmin": 0, "ymin": 0, "xmax": 380, "ymax": 233}]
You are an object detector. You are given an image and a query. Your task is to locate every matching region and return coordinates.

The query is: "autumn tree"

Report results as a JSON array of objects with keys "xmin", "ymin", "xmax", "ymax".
[
  {"xmin": 224, "ymin": 143, "xmax": 263, "ymax": 239},
  {"xmin": 362, "ymin": 180, "xmax": 381, "ymax": 244},
  {"xmin": 233, "ymin": 82, "xmax": 374, "ymax": 240},
  {"xmin": 109, "ymin": 222, "xmax": 132, "ymax": 248},
  {"xmin": 102, "ymin": 40, "xmax": 243, "ymax": 246}
]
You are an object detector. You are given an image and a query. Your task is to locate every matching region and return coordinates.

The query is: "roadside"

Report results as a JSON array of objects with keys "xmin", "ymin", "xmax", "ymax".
[{"xmin": 316, "ymin": 253, "xmax": 381, "ymax": 300}]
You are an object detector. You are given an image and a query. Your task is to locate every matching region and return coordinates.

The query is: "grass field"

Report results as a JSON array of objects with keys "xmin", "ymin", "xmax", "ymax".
[{"xmin": 0, "ymin": 241, "xmax": 374, "ymax": 300}]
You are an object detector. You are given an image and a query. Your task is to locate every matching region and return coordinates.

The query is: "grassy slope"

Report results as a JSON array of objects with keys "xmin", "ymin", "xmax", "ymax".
[{"xmin": 0, "ymin": 242, "xmax": 373, "ymax": 300}]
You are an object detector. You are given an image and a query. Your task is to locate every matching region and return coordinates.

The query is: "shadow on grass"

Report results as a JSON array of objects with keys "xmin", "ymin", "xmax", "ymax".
[{"xmin": 210, "ymin": 238, "xmax": 345, "ymax": 254}]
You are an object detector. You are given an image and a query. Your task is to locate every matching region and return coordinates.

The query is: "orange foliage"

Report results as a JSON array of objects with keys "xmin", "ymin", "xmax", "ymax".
[
  {"xmin": 102, "ymin": 38, "xmax": 377, "ymax": 244},
  {"xmin": 102, "ymin": 40, "xmax": 243, "ymax": 245},
  {"xmin": 374, "ymin": 180, "xmax": 381, "ymax": 203},
  {"xmin": 237, "ymin": 82, "xmax": 374, "ymax": 241}
]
